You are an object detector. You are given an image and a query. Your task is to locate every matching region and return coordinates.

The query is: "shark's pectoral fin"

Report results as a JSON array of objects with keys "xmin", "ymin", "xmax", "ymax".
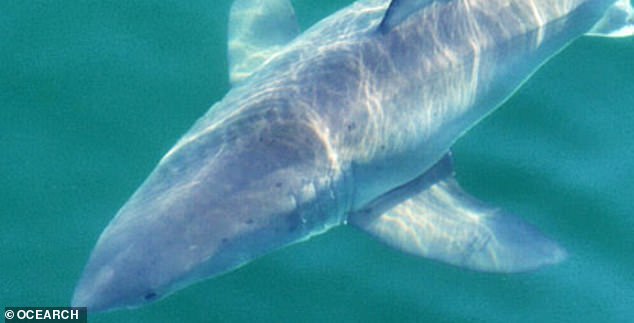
[
  {"xmin": 228, "ymin": 0, "xmax": 300, "ymax": 84},
  {"xmin": 349, "ymin": 154, "xmax": 567, "ymax": 273},
  {"xmin": 587, "ymin": 0, "xmax": 634, "ymax": 38}
]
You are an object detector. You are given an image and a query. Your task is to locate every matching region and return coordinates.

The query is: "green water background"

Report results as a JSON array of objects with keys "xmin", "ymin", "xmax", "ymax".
[{"xmin": 1, "ymin": 1, "xmax": 633, "ymax": 322}]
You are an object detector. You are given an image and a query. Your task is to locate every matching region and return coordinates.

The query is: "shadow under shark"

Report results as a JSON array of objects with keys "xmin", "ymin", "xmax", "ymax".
[{"xmin": 72, "ymin": 0, "xmax": 634, "ymax": 312}]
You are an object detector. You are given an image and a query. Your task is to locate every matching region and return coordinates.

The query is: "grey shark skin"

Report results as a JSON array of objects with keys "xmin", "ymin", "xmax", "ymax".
[{"xmin": 72, "ymin": 0, "xmax": 634, "ymax": 312}]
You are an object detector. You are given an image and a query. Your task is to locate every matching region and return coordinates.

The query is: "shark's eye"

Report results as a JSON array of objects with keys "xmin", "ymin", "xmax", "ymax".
[{"xmin": 144, "ymin": 292, "xmax": 157, "ymax": 301}]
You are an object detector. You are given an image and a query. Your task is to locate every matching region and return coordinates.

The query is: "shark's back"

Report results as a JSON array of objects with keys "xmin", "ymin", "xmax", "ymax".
[{"xmin": 174, "ymin": 0, "xmax": 629, "ymax": 211}]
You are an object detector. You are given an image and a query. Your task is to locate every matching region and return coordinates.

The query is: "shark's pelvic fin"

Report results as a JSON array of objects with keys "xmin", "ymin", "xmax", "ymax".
[
  {"xmin": 379, "ymin": 0, "xmax": 447, "ymax": 33},
  {"xmin": 349, "ymin": 154, "xmax": 567, "ymax": 273},
  {"xmin": 587, "ymin": 0, "xmax": 634, "ymax": 38},
  {"xmin": 228, "ymin": 0, "xmax": 300, "ymax": 84}
]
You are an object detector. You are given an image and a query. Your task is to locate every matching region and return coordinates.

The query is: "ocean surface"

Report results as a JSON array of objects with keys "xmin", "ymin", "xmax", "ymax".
[{"xmin": 1, "ymin": 1, "xmax": 633, "ymax": 322}]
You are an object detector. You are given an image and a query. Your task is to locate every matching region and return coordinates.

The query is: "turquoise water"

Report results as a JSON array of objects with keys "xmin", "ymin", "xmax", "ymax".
[{"xmin": 2, "ymin": 1, "xmax": 633, "ymax": 322}]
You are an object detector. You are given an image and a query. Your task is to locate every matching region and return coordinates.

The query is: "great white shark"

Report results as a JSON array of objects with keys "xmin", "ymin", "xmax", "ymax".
[{"xmin": 72, "ymin": 0, "xmax": 634, "ymax": 312}]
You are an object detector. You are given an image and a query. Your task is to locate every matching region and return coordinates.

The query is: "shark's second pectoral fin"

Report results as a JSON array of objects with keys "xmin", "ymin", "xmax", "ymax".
[
  {"xmin": 587, "ymin": 0, "xmax": 634, "ymax": 38},
  {"xmin": 228, "ymin": 0, "xmax": 300, "ymax": 84},
  {"xmin": 349, "ymin": 154, "xmax": 567, "ymax": 273}
]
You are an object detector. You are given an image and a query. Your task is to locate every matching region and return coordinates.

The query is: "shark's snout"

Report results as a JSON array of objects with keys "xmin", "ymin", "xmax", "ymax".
[
  {"xmin": 72, "ymin": 267, "xmax": 165, "ymax": 313},
  {"xmin": 70, "ymin": 192, "xmax": 200, "ymax": 313},
  {"xmin": 71, "ymin": 242, "xmax": 163, "ymax": 313},
  {"xmin": 72, "ymin": 265, "xmax": 128, "ymax": 313},
  {"xmin": 71, "ymin": 115, "xmax": 340, "ymax": 312}
]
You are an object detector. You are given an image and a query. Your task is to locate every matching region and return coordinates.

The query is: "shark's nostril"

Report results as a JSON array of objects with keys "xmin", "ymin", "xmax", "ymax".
[{"xmin": 144, "ymin": 292, "xmax": 157, "ymax": 301}]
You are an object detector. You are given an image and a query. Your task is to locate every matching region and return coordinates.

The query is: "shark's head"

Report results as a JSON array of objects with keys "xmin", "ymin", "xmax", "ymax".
[{"xmin": 72, "ymin": 104, "xmax": 346, "ymax": 312}]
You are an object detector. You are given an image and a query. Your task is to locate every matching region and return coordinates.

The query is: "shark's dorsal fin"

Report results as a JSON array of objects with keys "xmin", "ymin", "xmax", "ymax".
[
  {"xmin": 228, "ymin": 0, "xmax": 300, "ymax": 84},
  {"xmin": 379, "ymin": 0, "xmax": 446, "ymax": 32},
  {"xmin": 349, "ymin": 153, "xmax": 567, "ymax": 272},
  {"xmin": 586, "ymin": 0, "xmax": 634, "ymax": 38}
]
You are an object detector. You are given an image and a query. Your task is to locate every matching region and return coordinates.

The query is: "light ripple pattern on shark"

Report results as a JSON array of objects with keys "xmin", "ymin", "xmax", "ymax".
[{"xmin": 72, "ymin": 0, "xmax": 634, "ymax": 313}]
